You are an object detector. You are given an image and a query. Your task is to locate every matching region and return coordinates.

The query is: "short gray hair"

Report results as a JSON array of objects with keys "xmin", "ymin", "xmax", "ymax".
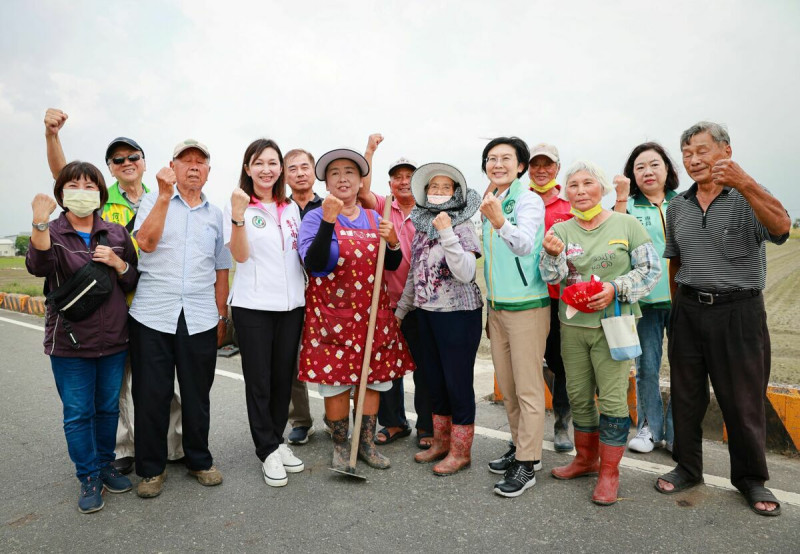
[
  {"xmin": 680, "ymin": 121, "xmax": 730, "ymax": 147},
  {"xmin": 564, "ymin": 160, "xmax": 613, "ymax": 196}
]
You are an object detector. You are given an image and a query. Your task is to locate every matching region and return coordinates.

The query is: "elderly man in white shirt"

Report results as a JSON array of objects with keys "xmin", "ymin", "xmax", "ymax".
[{"xmin": 129, "ymin": 139, "xmax": 231, "ymax": 499}]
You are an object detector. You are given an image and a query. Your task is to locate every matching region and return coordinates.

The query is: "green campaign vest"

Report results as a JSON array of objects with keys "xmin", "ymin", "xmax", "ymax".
[
  {"xmin": 626, "ymin": 189, "xmax": 676, "ymax": 306},
  {"xmin": 482, "ymin": 179, "xmax": 549, "ymax": 311}
]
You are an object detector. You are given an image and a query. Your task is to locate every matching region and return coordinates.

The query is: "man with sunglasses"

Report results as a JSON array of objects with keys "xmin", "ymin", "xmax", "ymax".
[{"xmin": 44, "ymin": 108, "xmax": 184, "ymax": 475}]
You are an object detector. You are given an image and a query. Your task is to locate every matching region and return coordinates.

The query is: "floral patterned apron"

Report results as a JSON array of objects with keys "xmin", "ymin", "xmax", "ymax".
[{"xmin": 299, "ymin": 212, "xmax": 415, "ymax": 385}]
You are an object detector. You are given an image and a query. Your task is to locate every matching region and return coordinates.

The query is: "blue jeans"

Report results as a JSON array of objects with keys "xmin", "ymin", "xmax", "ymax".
[
  {"xmin": 634, "ymin": 306, "xmax": 673, "ymax": 444},
  {"xmin": 50, "ymin": 351, "xmax": 126, "ymax": 480}
]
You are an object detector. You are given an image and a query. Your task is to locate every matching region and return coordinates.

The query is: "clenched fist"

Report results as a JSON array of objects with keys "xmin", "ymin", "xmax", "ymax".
[
  {"xmin": 613, "ymin": 175, "xmax": 630, "ymax": 200},
  {"xmin": 366, "ymin": 133, "xmax": 384, "ymax": 155},
  {"xmin": 31, "ymin": 193, "xmax": 57, "ymax": 221},
  {"xmin": 231, "ymin": 188, "xmax": 250, "ymax": 220},
  {"xmin": 378, "ymin": 219, "xmax": 398, "ymax": 246},
  {"xmin": 92, "ymin": 245, "xmax": 126, "ymax": 273},
  {"xmin": 44, "ymin": 108, "xmax": 68, "ymax": 137},
  {"xmin": 432, "ymin": 212, "xmax": 452, "ymax": 231},
  {"xmin": 156, "ymin": 167, "xmax": 176, "ymax": 198},
  {"xmin": 321, "ymin": 194, "xmax": 344, "ymax": 223},
  {"xmin": 542, "ymin": 228, "xmax": 565, "ymax": 256},
  {"xmin": 480, "ymin": 193, "xmax": 504, "ymax": 229},
  {"xmin": 711, "ymin": 159, "xmax": 754, "ymax": 190}
]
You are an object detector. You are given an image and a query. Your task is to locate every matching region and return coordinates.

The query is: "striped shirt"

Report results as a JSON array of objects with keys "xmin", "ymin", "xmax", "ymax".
[
  {"xmin": 130, "ymin": 189, "xmax": 232, "ymax": 335},
  {"xmin": 664, "ymin": 183, "xmax": 788, "ymax": 292}
]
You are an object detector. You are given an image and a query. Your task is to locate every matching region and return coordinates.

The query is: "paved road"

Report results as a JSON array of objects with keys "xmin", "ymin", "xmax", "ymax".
[{"xmin": 1, "ymin": 309, "xmax": 798, "ymax": 553}]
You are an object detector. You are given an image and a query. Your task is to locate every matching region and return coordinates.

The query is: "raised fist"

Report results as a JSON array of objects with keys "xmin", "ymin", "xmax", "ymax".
[
  {"xmin": 231, "ymin": 188, "xmax": 250, "ymax": 220},
  {"xmin": 321, "ymin": 194, "xmax": 344, "ymax": 223},
  {"xmin": 44, "ymin": 108, "xmax": 68, "ymax": 137},
  {"xmin": 613, "ymin": 174, "xmax": 630, "ymax": 199},
  {"xmin": 542, "ymin": 228, "xmax": 565, "ymax": 257},
  {"xmin": 156, "ymin": 167, "xmax": 176, "ymax": 197},
  {"xmin": 366, "ymin": 133, "xmax": 384, "ymax": 155},
  {"xmin": 32, "ymin": 193, "xmax": 58, "ymax": 221},
  {"xmin": 480, "ymin": 193, "xmax": 504, "ymax": 229},
  {"xmin": 432, "ymin": 212, "xmax": 452, "ymax": 231}
]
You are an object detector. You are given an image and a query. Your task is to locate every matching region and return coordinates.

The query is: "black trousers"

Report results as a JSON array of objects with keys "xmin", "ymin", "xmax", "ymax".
[
  {"xmin": 378, "ymin": 310, "xmax": 432, "ymax": 432},
  {"xmin": 544, "ymin": 300, "xmax": 571, "ymax": 414},
  {"xmin": 415, "ymin": 309, "xmax": 482, "ymax": 425},
  {"xmin": 668, "ymin": 292, "xmax": 770, "ymax": 490},
  {"xmin": 232, "ymin": 306, "xmax": 304, "ymax": 462},
  {"xmin": 130, "ymin": 312, "xmax": 217, "ymax": 478}
]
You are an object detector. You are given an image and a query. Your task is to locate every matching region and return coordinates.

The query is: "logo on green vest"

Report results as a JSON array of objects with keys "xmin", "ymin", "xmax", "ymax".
[
  {"xmin": 252, "ymin": 216, "xmax": 266, "ymax": 228},
  {"xmin": 503, "ymin": 200, "xmax": 515, "ymax": 214}
]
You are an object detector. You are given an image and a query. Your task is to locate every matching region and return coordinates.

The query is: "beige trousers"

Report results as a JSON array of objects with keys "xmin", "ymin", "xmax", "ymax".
[
  {"xmin": 116, "ymin": 355, "xmax": 184, "ymax": 460},
  {"xmin": 488, "ymin": 306, "xmax": 550, "ymax": 462}
]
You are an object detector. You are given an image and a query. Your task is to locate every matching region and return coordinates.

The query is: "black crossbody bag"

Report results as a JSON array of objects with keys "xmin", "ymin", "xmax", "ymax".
[{"xmin": 46, "ymin": 233, "xmax": 115, "ymax": 348}]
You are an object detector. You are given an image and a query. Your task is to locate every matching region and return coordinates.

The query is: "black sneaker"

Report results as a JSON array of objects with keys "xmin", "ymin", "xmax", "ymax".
[
  {"xmin": 488, "ymin": 445, "xmax": 516, "ymax": 474},
  {"xmin": 112, "ymin": 456, "xmax": 134, "ymax": 475},
  {"xmin": 494, "ymin": 459, "xmax": 542, "ymax": 486},
  {"xmin": 288, "ymin": 426, "xmax": 315, "ymax": 445},
  {"xmin": 494, "ymin": 461, "xmax": 536, "ymax": 498}
]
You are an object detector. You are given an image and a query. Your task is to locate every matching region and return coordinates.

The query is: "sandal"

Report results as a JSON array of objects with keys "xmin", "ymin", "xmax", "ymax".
[
  {"xmin": 741, "ymin": 485, "xmax": 782, "ymax": 517},
  {"xmin": 655, "ymin": 467, "xmax": 703, "ymax": 495},
  {"xmin": 417, "ymin": 430, "xmax": 433, "ymax": 450},
  {"xmin": 373, "ymin": 426, "xmax": 411, "ymax": 445}
]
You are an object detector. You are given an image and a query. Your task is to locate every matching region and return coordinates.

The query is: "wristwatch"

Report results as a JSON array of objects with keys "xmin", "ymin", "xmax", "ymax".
[
  {"xmin": 219, "ymin": 315, "xmax": 231, "ymax": 326},
  {"xmin": 231, "ymin": 218, "xmax": 245, "ymax": 227},
  {"xmin": 32, "ymin": 221, "xmax": 50, "ymax": 231}
]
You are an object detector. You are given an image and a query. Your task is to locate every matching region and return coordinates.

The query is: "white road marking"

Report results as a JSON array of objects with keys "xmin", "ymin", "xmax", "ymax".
[
  {"xmin": 0, "ymin": 315, "xmax": 47, "ymax": 332},
  {"xmin": 3, "ymin": 310, "xmax": 797, "ymax": 507}
]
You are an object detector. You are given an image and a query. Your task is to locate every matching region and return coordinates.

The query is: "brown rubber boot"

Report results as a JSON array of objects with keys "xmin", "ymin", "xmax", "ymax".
[
  {"xmin": 592, "ymin": 442, "xmax": 625, "ymax": 505},
  {"xmin": 357, "ymin": 414, "xmax": 391, "ymax": 469},
  {"xmin": 415, "ymin": 414, "xmax": 452, "ymax": 464},
  {"xmin": 551, "ymin": 429, "xmax": 600, "ymax": 480},
  {"xmin": 433, "ymin": 423, "xmax": 473, "ymax": 476},
  {"xmin": 330, "ymin": 417, "xmax": 350, "ymax": 471}
]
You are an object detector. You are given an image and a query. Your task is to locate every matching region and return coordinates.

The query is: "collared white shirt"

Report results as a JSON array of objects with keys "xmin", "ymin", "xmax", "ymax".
[{"xmin": 131, "ymin": 189, "xmax": 232, "ymax": 335}]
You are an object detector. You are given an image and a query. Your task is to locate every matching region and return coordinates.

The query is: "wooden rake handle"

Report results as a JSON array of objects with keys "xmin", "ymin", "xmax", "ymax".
[{"xmin": 348, "ymin": 194, "xmax": 394, "ymax": 468}]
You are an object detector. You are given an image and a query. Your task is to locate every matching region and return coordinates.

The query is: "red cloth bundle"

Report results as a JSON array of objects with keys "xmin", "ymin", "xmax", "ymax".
[{"xmin": 561, "ymin": 275, "xmax": 603, "ymax": 313}]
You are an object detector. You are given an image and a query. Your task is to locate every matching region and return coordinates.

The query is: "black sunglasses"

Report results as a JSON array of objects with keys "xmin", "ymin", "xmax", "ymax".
[{"xmin": 110, "ymin": 154, "xmax": 142, "ymax": 165}]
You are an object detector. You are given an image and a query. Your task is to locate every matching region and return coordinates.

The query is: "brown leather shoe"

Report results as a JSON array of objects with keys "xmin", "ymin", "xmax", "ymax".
[
  {"xmin": 188, "ymin": 466, "xmax": 223, "ymax": 486},
  {"xmin": 137, "ymin": 470, "xmax": 167, "ymax": 498}
]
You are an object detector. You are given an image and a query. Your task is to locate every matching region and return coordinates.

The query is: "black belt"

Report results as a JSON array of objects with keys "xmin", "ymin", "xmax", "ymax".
[{"xmin": 679, "ymin": 286, "xmax": 760, "ymax": 305}]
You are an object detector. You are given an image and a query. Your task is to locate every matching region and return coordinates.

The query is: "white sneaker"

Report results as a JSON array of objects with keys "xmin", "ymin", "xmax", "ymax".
[
  {"xmin": 628, "ymin": 424, "xmax": 655, "ymax": 453},
  {"xmin": 278, "ymin": 444, "xmax": 305, "ymax": 473},
  {"xmin": 262, "ymin": 450, "xmax": 288, "ymax": 487}
]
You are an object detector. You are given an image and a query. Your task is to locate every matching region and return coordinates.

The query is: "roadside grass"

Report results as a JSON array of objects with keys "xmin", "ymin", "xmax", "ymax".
[{"xmin": 0, "ymin": 256, "xmax": 44, "ymax": 297}]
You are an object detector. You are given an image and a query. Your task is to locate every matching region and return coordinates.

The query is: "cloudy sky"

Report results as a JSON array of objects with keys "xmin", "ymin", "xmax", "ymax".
[{"xmin": 1, "ymin": 0, "xmax": 799, "ymax": 236}]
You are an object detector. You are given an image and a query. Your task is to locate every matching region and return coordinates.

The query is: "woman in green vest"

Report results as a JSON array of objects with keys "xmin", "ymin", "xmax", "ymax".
[
  {"xmin": 479, "ymin": 137, "xmax": 550, "ymax": 498},
  {"xmin": 613, "ymin": 142, "xmax": 680, "ymax": 455},
  {"xmin": 540, "ymin": 160, "xmax": 661, "ymax": 506}
]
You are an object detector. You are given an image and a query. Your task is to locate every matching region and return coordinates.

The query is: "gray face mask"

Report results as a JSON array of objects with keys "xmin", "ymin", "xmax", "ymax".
[{"xmin": 62, "ymin": 189, "xmax": 101, "ymax": 217}]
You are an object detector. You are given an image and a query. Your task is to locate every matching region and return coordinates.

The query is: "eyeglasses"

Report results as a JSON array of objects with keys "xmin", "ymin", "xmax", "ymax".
[{"xmin": 110, "ymin": 154, "xmax": 142, "ymax": 165}]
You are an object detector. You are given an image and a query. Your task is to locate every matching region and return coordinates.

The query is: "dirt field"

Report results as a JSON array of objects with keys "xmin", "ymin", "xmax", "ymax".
[{"xmin": 2, "ymin": 236, "xmax": 799, "ymax": 384}]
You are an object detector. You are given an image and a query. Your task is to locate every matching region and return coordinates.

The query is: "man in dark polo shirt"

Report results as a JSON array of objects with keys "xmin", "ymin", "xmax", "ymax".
[
  {"xmin": 284, "ymin": 148, "xmax": 322, "ymax": 444},
  {"xmin": 656, "ymin": 121, "xmax": 790, "ymax": 516}
]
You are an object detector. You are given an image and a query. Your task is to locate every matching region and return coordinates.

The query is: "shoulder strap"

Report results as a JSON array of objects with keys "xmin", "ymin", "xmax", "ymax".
[{"xmin": 125, "ymin": 214, "xmax": 136, "ymax": 234}]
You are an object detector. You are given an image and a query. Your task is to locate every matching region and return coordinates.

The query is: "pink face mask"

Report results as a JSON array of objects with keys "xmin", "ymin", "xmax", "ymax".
[{"xmin": 427, "ymin": 194, "xmax": 451, "ymax": 205}]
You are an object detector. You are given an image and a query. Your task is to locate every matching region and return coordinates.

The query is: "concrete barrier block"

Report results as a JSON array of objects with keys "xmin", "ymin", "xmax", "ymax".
[{"xmin": 25, "ymin": 296, "xmax": 45, "ymax": 316}]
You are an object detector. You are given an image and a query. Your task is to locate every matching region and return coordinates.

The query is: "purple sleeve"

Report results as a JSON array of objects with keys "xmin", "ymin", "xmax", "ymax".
[
  {"xmin": 298, "ymin": 208, "xmax": 339, "ymax": 276},
  {"xmin": 454, "ymin": 222, "xmax": 482, "ymax": 258},
  {"xmin": 25, "ymin": 241, "xmax": 55, "ymax": 278}
]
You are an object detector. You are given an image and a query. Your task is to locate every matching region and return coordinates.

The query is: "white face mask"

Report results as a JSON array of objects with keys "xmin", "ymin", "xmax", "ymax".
[
  {"xmin": 427, "ymin": 194, "xmax": 451, "ymax": 205},
  {"xmin": 63, "ymin": 189, "xmax": 101, "ymax": 217}
]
